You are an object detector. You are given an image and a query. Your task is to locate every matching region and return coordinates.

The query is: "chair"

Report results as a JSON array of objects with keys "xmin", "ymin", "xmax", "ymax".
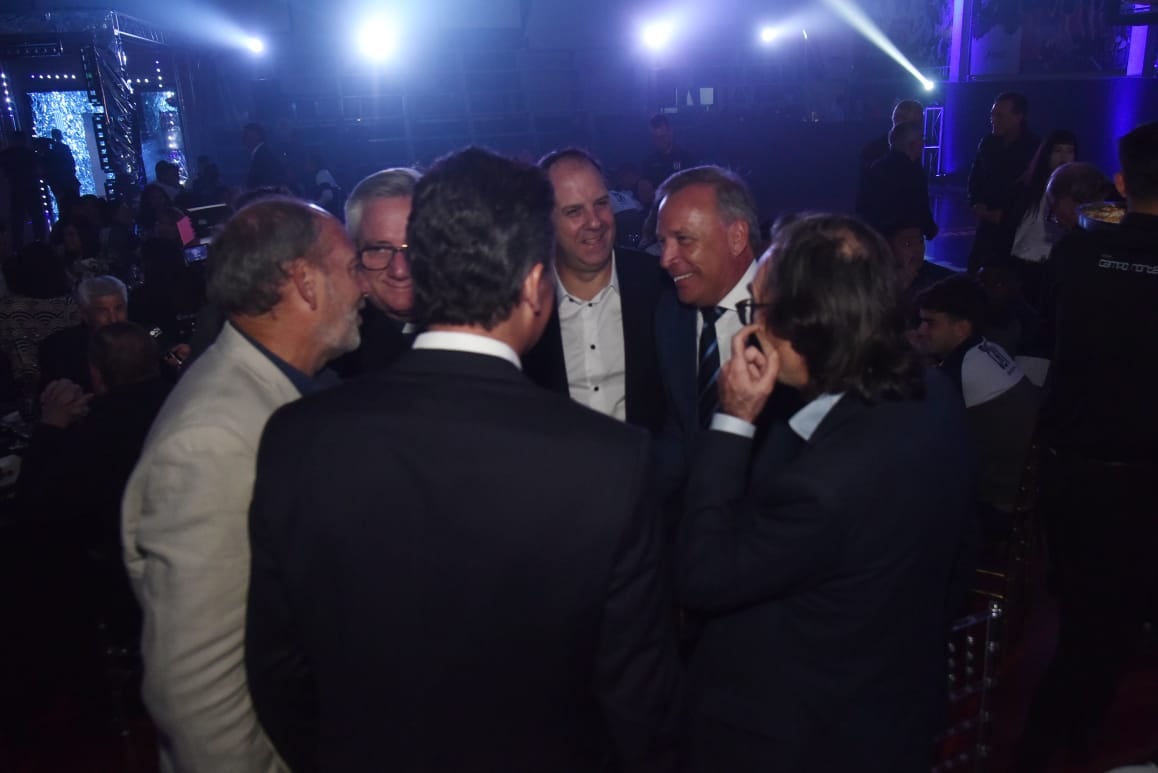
[{"xmin": 932, "ymin": 601, "xmax": 1004, "ymax": 772}]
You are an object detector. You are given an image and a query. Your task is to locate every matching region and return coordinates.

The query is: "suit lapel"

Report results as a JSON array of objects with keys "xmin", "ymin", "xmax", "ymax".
[
  {"xmin": 616, "ymin": 254, "xmax": 660, "ymax": 427},
  {"xmin": 656, "ymin": 285, "xmax": 697, "ymax": 431},
  {"xmin": 518, "ymin": 306, "xmax": 569, "ymax": 397}
]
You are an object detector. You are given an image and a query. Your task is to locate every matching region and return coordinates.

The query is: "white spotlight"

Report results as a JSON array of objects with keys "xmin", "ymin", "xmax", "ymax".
[
  {"xmin": 358, "ymin": 16, "xmax": 398, "ymax": 62},
  {"xmin": 802, "ymin": 29, "xmax": 809, "ymax": 40},
  {"xmin": 923, "ymin": 80, "xmax": 936, "ymax": 91},
  {"xmin": 641, "ymin": 20, "xmax": 674, "ymax": 51},
  {"xmin": 760, "ymin": 26, "xmax": 779, "ymax": 44},
  {"xmin": 245, "ymin": 37, "xmax": 265, "ymax": 54}
]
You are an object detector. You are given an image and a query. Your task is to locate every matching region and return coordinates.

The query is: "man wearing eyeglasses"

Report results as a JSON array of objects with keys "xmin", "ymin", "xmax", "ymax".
[
  {"xmin": 331, "ymin": 167, "xmax": 422, "ymax": 378},
  {"xmin": 522, "ymin": 148, "xmax": 664, "ymax": 432}
]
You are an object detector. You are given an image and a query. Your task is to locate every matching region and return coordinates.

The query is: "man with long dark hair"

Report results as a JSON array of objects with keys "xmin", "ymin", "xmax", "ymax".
[{"xmin": 677, "ymin": 214, "xmax": 975, "ymax": 772}]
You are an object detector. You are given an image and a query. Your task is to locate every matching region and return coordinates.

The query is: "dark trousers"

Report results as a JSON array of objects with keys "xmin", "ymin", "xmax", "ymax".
[{"xmin": 1017, "ymin": 452, "xmax": 1158, "ymax": 770}]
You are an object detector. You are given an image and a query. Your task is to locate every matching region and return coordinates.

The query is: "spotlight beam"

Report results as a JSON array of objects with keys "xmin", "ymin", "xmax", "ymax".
[{"xmin": 822, "ymin": 0, "xmax": 934, "ymax": 89}]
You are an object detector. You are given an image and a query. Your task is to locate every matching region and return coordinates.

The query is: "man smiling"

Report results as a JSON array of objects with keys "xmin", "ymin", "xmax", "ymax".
[{"xmin": 522, "ymin": 148, "xmax": 664, "ymax": 431}]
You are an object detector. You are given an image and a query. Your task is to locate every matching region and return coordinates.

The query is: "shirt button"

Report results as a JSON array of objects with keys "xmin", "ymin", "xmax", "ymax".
[
  {"xmin": 594, "ymin": 386, "xmax": 600, "ymax": 392},
  {"xmin": 590, "ymin": 344, "xmax": 596, "ymax": 350},
  {"xmin": 588, "ymin": 303, "xmax": 594, "ymax": 308}
]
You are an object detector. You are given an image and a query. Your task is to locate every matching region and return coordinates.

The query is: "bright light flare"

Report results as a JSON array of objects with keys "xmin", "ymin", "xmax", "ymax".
[
  {"xmin": 358, "ymin": 16, "xmax": 398, "ymax": 62},
  {"xmin": 244, "ymin": 37, "xmax": 265, "ymax": 54},
  {"xmin": 759, "ymin": 26, "xmax": 780, "ymax": 44},
  {"xmin": 641, "ymin": 20, "xmax": 675, "ymax": 51},
  {"xmin": 822, "ymin": 0, "xmax": 934, "ymax": 90}
]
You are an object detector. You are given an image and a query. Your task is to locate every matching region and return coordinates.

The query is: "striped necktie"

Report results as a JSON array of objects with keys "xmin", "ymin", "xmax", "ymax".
[{"xmin": 698, "ymin": 307, "xmax": 724, "ymax": 428}]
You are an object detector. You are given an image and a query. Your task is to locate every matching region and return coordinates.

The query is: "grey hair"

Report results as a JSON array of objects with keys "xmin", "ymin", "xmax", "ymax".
[
  {"xmin": 76, "ymin": 275, "xmax": 127, "ymax": 308},
  {"xmin": 656, "ymin": 165, "xmax": 762, "ymax": 256},
  {"xmin": 207, "ymin": 197, "xmax": 328, "ymax": 317},
  {"xmin": 344, "ymin": 167, "xmax": 421, "ymax": 240},
  {"xmin": 1047, "ymin": 162, "xmax": 1111, "ymax": 206}
]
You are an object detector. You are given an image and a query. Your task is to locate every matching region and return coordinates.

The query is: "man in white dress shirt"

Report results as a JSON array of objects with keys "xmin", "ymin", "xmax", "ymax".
[{"xmin": 523, "ymin": 148, "xmax": 665, "ymax": 432}]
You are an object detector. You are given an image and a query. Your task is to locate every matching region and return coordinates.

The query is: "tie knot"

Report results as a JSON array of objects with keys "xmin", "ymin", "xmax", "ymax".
[{"xmin": 701, "ymin": 306, "xmax": 723, "ymax": 325}]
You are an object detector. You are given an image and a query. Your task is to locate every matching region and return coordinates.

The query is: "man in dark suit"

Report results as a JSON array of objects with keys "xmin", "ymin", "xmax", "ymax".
[
  {"xmin": 246, "ymin": 147, "xmax": 683, "ymax": 773},
  {"xmin": 39, "ymin": 275, "xmax": 129, "ymax": 393},
  {"xmin": 652, "ymin": 166, "xmax": 799, "ymax": 514},
  {"xmin": 677, "ymin": 214, "xmax": 975, "ymax": 773},
  {"xmin": 242, "ymin": 123, "xmax": 285, "ymax": 190},
  {"xmin": 858, "ymin": 99, "xmax": 924, "ymax": 175},
  {"xmin": 523, "ymin": 148, "xmax": 664, "ymax": 432},
  {"xmin": 857, "ymin": 121, "xmax": 938, "ymax": 240},
  {"xmin": 329, "ymin": 167, "xmax": 422, "ymax": 378}
]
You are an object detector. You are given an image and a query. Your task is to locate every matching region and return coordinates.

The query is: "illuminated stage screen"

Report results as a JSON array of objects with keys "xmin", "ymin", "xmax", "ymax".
[
  {"xmin": 28, "ymin": 90, "xmax": 101, "ymax": 197},
  {"xmin": 139, "ymin": 90, "xmax": 187, "ymax": 183}
]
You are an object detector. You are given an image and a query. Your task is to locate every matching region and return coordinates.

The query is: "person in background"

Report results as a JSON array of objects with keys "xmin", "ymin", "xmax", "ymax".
[
  {"xmin": 976, "ymin": 260, "xmax": 1051, "ymax": 385},
  {"xmin": 243, "ymin": 123, "xmax": 285, "ymax": 190},
  {"xmin": 882, "ymin": 220, "xmax": 954, "ymax": 320},
  {"xmin": 154, "ymin": 161, "xmax": 185, "ymax": 204},
  {"xmin": 858, "ymin": 98, "xmax": 924, "ymax": 174},
  {"xmin": 1044, "ymin": 161, "xmax": 1112, "ymax": 232},
  {"xmin": 857, "ymin": 121, "xmax": 937, "ymax": 240},
  {"xmin": 0, "ymin": 133, "xmax": 46, "ymax": 249},
  {"xmin": 1017, "ymin": 121, "xmax": 1158, "ymax": 772},
  {"xmin": 43, "ymin": 129, "xmax": 81, "ymax": 216},
  {"xmin": 642, "ymin": 113, "xmax": 698, "ymax": 188},
  {"xmin": 967, "ymin": 92, "xmax": 1040, "ymax": 273},
  {"xmin": 1008, "ymin": 130, "xmax": 1076, "ymax": 305},
  {"xmin": 38, "ymin": 275, "xmax": 128, "ymax": 393},
  {"xmin": 304, "ymin": 152, "xmax": 343, "ymax": 219}
]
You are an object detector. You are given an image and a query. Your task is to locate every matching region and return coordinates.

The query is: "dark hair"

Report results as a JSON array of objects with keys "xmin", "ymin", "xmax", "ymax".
[
  {"xmin": 657, "ymin": 165, "xmax": 762, "ymax": 256},
  {"xmin": 763, "ymin": 214, "xmax": 925, "ymax": 401},
  {"xmin": 408, "ymin": 147, "xmax": 554, "ymax": 329},
  {"xmin": 1019, "ymin": 129, "xmax": 1078, "ymax": 217},
  {"xmin": 207, "ymin": 197, "xmax": 326, "ymax": 316},
  {"xmin": 649, "ymin": 113, "xmax": 671, "ymax": 130},
  {"xmin": 88, "ymin": 321, "xmax": 160, "ymax": 387},
  {"xmin": 1118, "ymin": 121, "xmax": 1158, "ymax": 202},
  {"xmin": 537, "ymin": 147, "xmax": 604, "ymax": 177},
  {"xmin": 916, "ymin": 274, "xmax": 989, "ymax": 330},
  {"xmin": 888, "ymin": 121, "xmax": 923, "ymax": 151},
  {"xmin": 995, "ymin": 91, "xmax": 1029, "ymax": 118}
]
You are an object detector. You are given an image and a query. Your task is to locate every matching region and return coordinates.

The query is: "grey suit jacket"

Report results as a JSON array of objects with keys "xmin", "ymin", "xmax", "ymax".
[{"xmin": 123, "ymin": 323, "xmax": 298, "ymax": 773}]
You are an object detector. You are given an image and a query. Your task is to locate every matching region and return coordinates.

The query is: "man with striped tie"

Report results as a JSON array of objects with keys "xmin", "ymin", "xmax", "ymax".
[{"xmin": 652, "ymin": 166, "xmax": 801, "ymax": 538}]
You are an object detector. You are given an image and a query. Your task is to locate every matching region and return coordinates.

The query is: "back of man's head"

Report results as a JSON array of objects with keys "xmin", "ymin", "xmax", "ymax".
[
  {"xmin": 892, "ymin": 100, "xmax": 923, "ymax": 127},
  {"xmin": 1117, "ymin": 121, "xmax": 1158, "ymax": 204},
  {"xmin": 207, "ymin": 197, "xmax": 325, "ymax": 317},
  {"xmin": 765, "ymin": 214, "xmax": 924, "ymax": 401},
  {"xmin": 917, "ymin": 274, "xmax": 988, "ymax": 333},
  {"xmin": 88, "ymin": 321, "xmax": 160, "ymax": 390},
  {"xmin": 407, "ymin": 147, "xmax": 554, "ymax": 330}
]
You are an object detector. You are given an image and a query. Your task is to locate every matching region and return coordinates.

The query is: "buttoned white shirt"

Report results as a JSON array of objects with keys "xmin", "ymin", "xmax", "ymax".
[{"xmin": 555, "ymin": 255, "xmax": 627, "ymax": 421}]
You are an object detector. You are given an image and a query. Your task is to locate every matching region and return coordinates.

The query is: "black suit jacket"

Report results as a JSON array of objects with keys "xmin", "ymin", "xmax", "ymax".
[
  {"xmin": 328, "ymin": 304, "xmax": 414, "ymax": 379},
  {"xmin": 676, "ymin": 371, "xmax": 975, "ymax": 773},
  {"xmin": 246, "ymin": 348, "xmax": 683, "ymax": 773},
  {"xmin": 857, "ymin": 150, "xmax": 938, "ymax": 239},
  {"xmin": 523, "ymin": 250, "xmax": 665, "ymax": 433},
  {"xmin": 246, "ymin": 143, "xmax": 284, "ymax": 190}
]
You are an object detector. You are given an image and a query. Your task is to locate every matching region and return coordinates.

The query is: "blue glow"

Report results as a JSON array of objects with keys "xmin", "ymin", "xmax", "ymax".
[
  {"xmin": 139, "ymin": 90, "xmax": 188, "ymax": 183},
  {"xmin": 29, "ymin": 90, "xmax": 98, "ymax": 197}
]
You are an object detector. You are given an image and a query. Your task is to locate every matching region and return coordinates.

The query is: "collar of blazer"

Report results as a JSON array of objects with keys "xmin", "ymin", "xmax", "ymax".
[{"xmin": 210, "ymin": 322, "xmax": 305, "ymax": 403}]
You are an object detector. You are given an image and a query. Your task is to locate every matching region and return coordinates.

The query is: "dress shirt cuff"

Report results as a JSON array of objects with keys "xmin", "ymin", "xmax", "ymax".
[{"xmin": 710, "ymin": 413, "xmax": 756, "ymax": 439}]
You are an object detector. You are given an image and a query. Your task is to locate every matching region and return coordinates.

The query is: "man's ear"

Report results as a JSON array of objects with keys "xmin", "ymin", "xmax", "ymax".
[
  {"xmin": 1114, "ymin": 171, "xmax": 1128, "ymax": 200},
  {"xmin": 289, "ymin": 259, "xmax": 319, "ymax": 311},
  {"xmin": 727, "ymin": 219, "xmax": 750, "ymax": 258},
  {"xmin": 522, "ymin": 262, "xmax": 550, "ymax": 315}
]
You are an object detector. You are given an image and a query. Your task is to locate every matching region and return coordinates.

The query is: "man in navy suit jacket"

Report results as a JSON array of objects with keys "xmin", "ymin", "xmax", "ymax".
[{"xmin": 677, "ymin": 213, "xmax": 975, "ymax": 773}]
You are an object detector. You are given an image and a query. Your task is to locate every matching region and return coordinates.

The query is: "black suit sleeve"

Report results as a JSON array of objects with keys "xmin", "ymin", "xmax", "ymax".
[
  {"xmin": 246, "ymin": 415, "xmax": 320, "ymax": 773},
  {"xmin": 677, "ymin": 428, "xmax": 840, "ymax": 612},
  {"xmin": 596, "ymin": 435, "xmax": 683, "ymax": 772}
]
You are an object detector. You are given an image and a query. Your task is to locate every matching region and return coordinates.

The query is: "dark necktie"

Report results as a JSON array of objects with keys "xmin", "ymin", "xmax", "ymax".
[{"xmin": 698, "ymin": 307, "xmax": 723, "ymax": 428}]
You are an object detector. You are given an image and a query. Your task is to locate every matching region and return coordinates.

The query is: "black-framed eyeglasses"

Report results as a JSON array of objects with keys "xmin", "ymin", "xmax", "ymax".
[
  {"xmin": 357, "ymin": 243, "xmax": 407, "ymax": 272},
  {"xmin": 736, "ymin": 299, "xmax": 773, "ymax": 325}
]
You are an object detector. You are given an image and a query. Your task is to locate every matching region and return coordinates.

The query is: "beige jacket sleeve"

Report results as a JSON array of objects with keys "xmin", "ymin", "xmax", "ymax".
[{"xmin": 124, "ymin": 424, "xmax": 287, "ymax": 773}]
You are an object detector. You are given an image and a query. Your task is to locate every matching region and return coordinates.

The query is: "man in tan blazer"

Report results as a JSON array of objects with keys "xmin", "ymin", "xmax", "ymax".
[{"xmin": 122, "ymin": 198, "xmax": 367, "ymax": 773}]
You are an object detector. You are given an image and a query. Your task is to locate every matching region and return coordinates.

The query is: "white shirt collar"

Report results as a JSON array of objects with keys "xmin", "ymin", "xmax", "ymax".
[
  {"xmin": 412, "ymin": 331, "xmax": 522, "ymax": 371},
  {"xmin": 554, "ymin": 253, "xmax": 619, "ymax": 303},
  {"xmin": 788, "ymin": 392, "xmax": 845, "ymax": 441},
  {"xmin": 717, "ymin": 260, "xmax": 758, "ymax": 311},
  {"xmin": 250, "ymin": 142, "xmax": 264, "ymax": 158}
]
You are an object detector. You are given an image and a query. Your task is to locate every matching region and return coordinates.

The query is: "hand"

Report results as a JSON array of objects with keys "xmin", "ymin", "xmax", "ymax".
[
  {"xmin": 165, "ymin": 344, "xmax": 191, "ymax": 369},
  {"xmin": 40, "ymin": 379, "xmax": 92, "ymax": 429},
  {"xmin": 718, "ymin": 325, "xmax": 779, "ymax": 424}
]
